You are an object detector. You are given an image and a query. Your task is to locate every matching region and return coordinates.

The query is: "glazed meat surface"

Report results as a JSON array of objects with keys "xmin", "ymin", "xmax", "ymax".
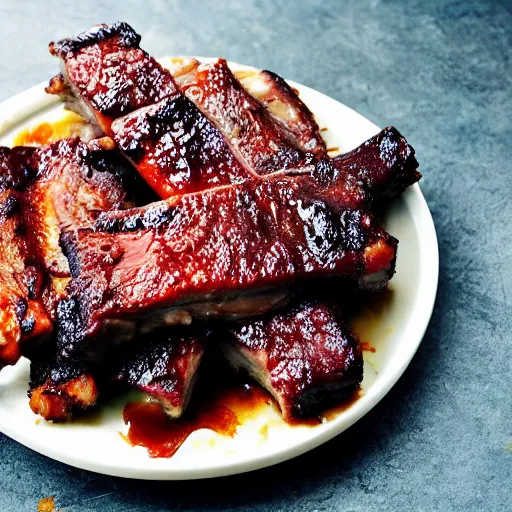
[
  {"xmin": 110, "ymin": 95, "xmax": 252, "ymax": 199},
  {"xmin": 238, "ymin": 69, "xmax": 327, "ymax": 157},
  {"xmin": 112, "ymin": 326, "xmax": 209, "ymax": 418},
  {"xmin": 48, "ymin": 22, "xmax": 178, "ymax": 134},
  {"xmin": 33, "ymin": 22, "xmax": 423, "ymax": 426},
  {"xmin": 29, "ymin": 354, "xmax": 98, "ymax": 422},
  {"xmin": 222, "ymin": 300, "xmax": 363, "ymax": 421},
  {"xmin": 0, "ymin": 148, "xmax": 52, "ymax": 368},
  {"xmin": 48, "ymin": 24, "xmax": 254, "ymax": 201},
  {"xmin": 181, "ymin": 59, "xmax": 313, "ymax": 175},
  {"xmin": 59, "ymin": 177, "xmax": 396, "ymax": 361},
  {"xmin": 332, "ymin": 126, "xmax": 421, "ymax": 205},
  {"xmin": 15, "ymin": 138, "xmax": 137, "ymax": 319}
]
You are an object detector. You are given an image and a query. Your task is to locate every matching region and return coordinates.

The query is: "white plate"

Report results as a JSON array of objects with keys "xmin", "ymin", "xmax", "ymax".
[{"xmin": 0, "ymin": 58, "xmax": 438, "ymax": 480}]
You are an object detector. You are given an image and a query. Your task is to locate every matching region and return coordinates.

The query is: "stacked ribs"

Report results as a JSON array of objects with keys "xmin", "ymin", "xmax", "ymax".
[{"xmin": 0, "ymin": 22, "xmax": 420, "ymax": 423}]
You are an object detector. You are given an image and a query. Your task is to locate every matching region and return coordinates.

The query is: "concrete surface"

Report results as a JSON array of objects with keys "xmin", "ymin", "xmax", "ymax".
[{"xmin": 0, "ymin": 0, "xmax": 511, "ymax": 510}]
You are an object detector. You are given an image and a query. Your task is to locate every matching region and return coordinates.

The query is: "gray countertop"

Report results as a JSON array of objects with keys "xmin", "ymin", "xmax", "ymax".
[{"xmin": 1, "ymin": 0, "xmax": 511, "ymax": 510}]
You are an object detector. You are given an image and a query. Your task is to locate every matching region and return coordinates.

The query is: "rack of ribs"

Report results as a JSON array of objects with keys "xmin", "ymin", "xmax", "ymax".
[
  {"xmin": 33, "ymin": 22, "xmax": 421, "ymax": 422},
  {"xmin": 58, "ymin": 177, "xmax": 396, "ymax": 363}
]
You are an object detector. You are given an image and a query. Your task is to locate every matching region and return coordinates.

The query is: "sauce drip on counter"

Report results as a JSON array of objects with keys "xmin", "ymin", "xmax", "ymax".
[{"xmin": 122, "ymin": 382, "xmax": 271, "ymax": 458}]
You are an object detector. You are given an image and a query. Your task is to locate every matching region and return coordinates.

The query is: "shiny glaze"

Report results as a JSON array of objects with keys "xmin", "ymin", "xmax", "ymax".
[
  {"xmin": 113, "ymin": 327, "xmax": 208, "ymax": 418},
  {"xmin": 238, "ymin": 69, "xmax": 327, "ymax": 156},
  {"xmin": 332, "ymin": 126, "xmax": 421, "ymax": 204},
  {"xmin": 122, "ymin": 401, "xmax": 239, "ymax": 458},
  {"xmin": 49, "ymin": 22, "xmax": 177, "ymax": 133},
  {"xmin": 0, "ymin": 148, "xmax": 52, "ymax": 368},
  {"xmin": 23, "ymin": 138, "xmax": 128, "ymax": 276},
  {"xmin": 16, "ymin": 138, "xmax": 130, "ymax": 319},
  {"xmin": 182, "ymin": 59, "xmax": 313, "ymax": 175},
  {"xmin": 123, "ymin": 379, "xmax": 361, "ymax": 458},
  {"xmin": 225, "ymin": 301, "xmax": 363, "ymax": 421},
  {"xmin": 62, "ymin": 177, "xmax": 396, "ymax": 353},
  {"xmin": 122, "ymin": 381, "xmax": 270, "ymax": 458},
  {"xmin": 111, "ymin": 95, "xmax": 251, "ymax": 199}
]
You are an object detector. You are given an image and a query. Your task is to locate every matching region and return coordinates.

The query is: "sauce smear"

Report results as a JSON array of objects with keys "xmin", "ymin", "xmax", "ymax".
[
  {"xmin": 122, "ymin": 383, "xmax": 271, "ymax": 458},
  {"xmin": 13, "ymin": 112, "xmax": 86, "ymax": 146},
  {"xmin": 123, "ymin": 402, "xmax": 239, "ymax": 458},
  {"xmin": 122, "ymin": 380, "xmax": 361, "ymax": 458}
]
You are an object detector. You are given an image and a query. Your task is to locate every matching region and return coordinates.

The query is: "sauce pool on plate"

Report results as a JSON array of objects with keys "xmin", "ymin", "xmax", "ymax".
[{"xmin": 122, "ymin": 382, "xmax": 362, "ymax": 458}]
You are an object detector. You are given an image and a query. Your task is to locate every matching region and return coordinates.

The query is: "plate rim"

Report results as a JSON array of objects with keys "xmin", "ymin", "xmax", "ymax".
[{"xmin": 0, "ymin": 61, "xmax": 439, "ymax": 480}]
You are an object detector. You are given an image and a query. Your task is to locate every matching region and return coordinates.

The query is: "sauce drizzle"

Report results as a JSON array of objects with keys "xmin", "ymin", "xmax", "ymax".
[
  {"xmin": 13, "ymin": 112, "xmax": 86, "ymax": 146},
  {"xmin": 123, "ymin": 402, "xmax": 239, "ymax": 458},
  {"xmin": 122, "ymin": 382, "xmax": 362, "ymax": 458},
  {"xmin": 122, "ymin": 383, "xmax": 271, "ymax": 458}
]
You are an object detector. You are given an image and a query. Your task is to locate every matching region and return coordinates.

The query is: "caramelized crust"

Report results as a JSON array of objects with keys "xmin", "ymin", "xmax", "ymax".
[
  {"xmin": 0, "ymin": 149, "xmax": 52, "ymax": 368},
  {"xmin": 15, "ymin": 139, "xmax": 134, "ymax": 318},
  {"xmin": 181, "ymin": 59, "xmax": 314, "ymax": 175},
  {"xmin": 111, "ymin": 95, "xmax": 252, "ymax": 199},
  {"xmin": 59, "ymin": 177, "xmax": 396, "ymax": 361},
  {"xmin": 112, "ymin": 327, "xmax": 209, "ymax": 418},
  {"xmin": 48, "ymin": 22, "xmax": 177, "ymax": 133},
  {"xmin": 29, "ymin": 356, "xmax": 98, "ymax": 422},
  {"xmin": 238, "ymin": 69, "xmax": 327, "ymax": 156},
  {"xmin": 332, "ymin": 126, "xmax": 421, "ymax": 204},
  {"xmin": 223, "ymin": 300, "xmax": 363, "ymax": 421},
  {"xmin": 22, "ymin": 139, "xmax": 129, "ymax": 277}
]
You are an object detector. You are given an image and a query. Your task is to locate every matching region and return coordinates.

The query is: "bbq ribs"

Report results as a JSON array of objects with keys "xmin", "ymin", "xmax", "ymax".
[
  {"xmin": 0, "ymin": 21, "xmax": 421, "ymax": 427},
  {"xmin": 0, "ymin": 148, "xmax": 52, "ymax": 368},
  {"xmin": 222, "ymin": 300, "xmax": 363, "ymax": 421}
]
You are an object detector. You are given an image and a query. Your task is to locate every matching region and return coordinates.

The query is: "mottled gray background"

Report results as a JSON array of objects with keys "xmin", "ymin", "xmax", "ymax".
[{"xmin": 1, "ymin": 0, "xmax": 511, "ymax": 510}]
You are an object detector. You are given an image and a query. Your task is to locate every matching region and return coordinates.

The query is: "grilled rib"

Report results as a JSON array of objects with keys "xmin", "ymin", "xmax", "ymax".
[
  {"xmin": 58, "ymin": 177, "xmax": 395, "ymax": 363},
  {"xmin": 17, "ymin": 138, "xmax": 132, "ymax": 318},
  {"xmin": 110, "ymin": 95, "xmax": 252, "ymax": 199},
  {"xmin": 180, "ymin": 59, "xmax": 314, "ymax": 175},
  {"xmin": 237, "ymin": 69, "xmax": 327, "ymax": 157},
  {"xmin": 0, "ymin": 148, "xmax": 52, "ymax": 368},
  {"xmin": 332, "ymin": 126, "xmax": 421, "ymax": 205},
  {"xmin": 111, "ymin": 326, "xmax": 209, "ymax": 418},
  {"xmin": 222, "ymin": 300, "xmax": 363, "ymax": 421},
  {"xmin": 47, "ymin": 22, "xmax": 178, "ymax": 134}
]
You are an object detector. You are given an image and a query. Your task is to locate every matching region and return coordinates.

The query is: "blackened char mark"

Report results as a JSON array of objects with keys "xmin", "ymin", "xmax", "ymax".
[
  {"xmin": 28, "ymin": 347, "xmax": 98, "ymax": 422},
  {"xmin": 94, "ymin": 201, "xmax": 174, "ymax": 233},
  {"xmin": 222, "ymin": 300, "xmax": 363, "ymax": 421},
  {"xmin": 332, "ymin": 127, "xmax": 421, "ymax": 204},
  {"xmin": 111, "ymin": 94, "xmax": 251, "ymax": 199},
  {"xmin": 56, "ymin": 297, "xmax": 85, "ymax": 362},
  {"xmin": 61, "ymin": 178, "xmax": 396, "ymax": 351},
  {"xmin": 112, "ymin": 326, "xmax": 209, "ymax": 418},
  {"xmin": 48, "ymin": 22, "xmax": 177, "ymax": 130},
  {"xmin": 49, "ymin": 21, "xmax": 141, "ymax": 58}
]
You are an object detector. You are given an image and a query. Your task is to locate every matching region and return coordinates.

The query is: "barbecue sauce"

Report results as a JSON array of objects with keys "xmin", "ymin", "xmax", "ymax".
[
  {"xmin": 13, "ymin": 112, "xmax": 86, "ymax": 146},
  {"xmin": 122, "ymin": 402, "xmax": 239, "ymax": 458},
  {"xmin": 122, "ymin": 383, "xmax": 271, "ymax": 458},
  {"xmin": 122, "ymin": 382, "xmax": 362, "ymax": 458}
]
